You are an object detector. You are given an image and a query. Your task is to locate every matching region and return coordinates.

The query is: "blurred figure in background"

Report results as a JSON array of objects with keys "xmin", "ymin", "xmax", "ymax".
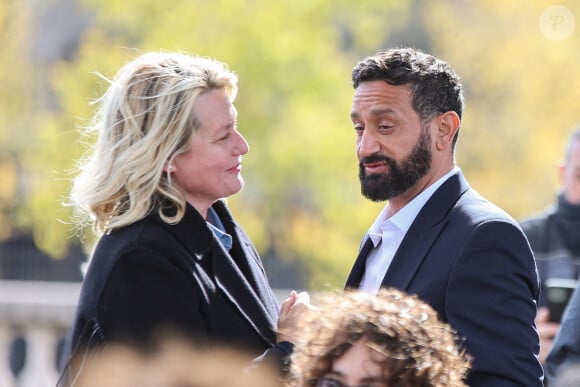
[
  {"xmin": 545, "ymin": 281, "xmax": 580, "ymax": 384},
  {"xmin": 549, "ymin": 363, "xmax": 580, "ymax": 387},
  {"xmin": 59, "ymin": 51, "xmax": 305, "ymax": 385},
  {"xmin": 520, "ymin": 127, "xmax": 580, "ymax": 363},
  {"xmin": 288, "ymin": 288, "xmax": 470, "ymax": 387}
]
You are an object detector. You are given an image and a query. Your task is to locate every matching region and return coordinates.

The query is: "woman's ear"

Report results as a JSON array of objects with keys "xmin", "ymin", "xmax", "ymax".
[
  {"xmin": 434, "ymin": 111, "xmax": 460, "ymax": 151},
  {"xmin": 163, "ymin": 161, "xmax": 176, "ymax": 173}
]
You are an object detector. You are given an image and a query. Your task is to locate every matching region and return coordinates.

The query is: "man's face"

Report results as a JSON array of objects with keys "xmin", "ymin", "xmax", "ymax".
[
  {"xmin": 561, "ymin": 138, "xmax": 580, "ymax": 205},
  {"xmin": 350, "ymin": 81, "xmax": 432, "ymax": 202}
]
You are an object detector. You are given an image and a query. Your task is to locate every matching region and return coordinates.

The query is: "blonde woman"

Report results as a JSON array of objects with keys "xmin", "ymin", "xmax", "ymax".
[{"xmin": 60, "ymin": 52, "xmax": 302, "ymax": 384}]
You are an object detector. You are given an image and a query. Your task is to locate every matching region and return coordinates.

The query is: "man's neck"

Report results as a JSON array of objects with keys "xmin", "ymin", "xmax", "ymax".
[{"xmin": 388, "ymin": 165, "xmax": 455, "ymax": 214}]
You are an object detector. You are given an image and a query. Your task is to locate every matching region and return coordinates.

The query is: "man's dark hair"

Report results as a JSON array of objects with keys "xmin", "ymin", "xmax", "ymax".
[{"xmin": 352, "ymin": 48, "xmax": 464, "ymax": 145}]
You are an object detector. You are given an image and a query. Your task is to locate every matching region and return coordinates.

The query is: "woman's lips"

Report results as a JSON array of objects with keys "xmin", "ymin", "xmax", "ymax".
[{"xmin": 228, "ymin": 163, "xmax": 242, "ymax": 173}]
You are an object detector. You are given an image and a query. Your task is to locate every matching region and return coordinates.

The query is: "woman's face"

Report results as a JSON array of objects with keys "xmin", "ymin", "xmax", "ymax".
[
  {"xmin": 171, "ymin": 88, "xmax": 249, "ymax": 216},
  {"xmin": 312, "ymin": 339, "xmax": 389, "ymax": 387}
]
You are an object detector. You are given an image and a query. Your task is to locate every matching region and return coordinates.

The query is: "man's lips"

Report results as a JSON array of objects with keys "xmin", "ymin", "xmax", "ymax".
[{"xmin": 362, "ymin": 161, "xmax": 388, "ymax": 174}]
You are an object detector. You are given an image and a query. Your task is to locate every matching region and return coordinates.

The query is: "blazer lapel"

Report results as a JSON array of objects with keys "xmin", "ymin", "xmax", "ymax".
[
  {"xmin": 381, "ymin": 217, "xmax": 446, "ymax": 289},
  {"xmin": 345, "ymin": 235, "xmax": 374, "ymax": 288},
  {"xmin": 381, "ymin": 171, "xmax": 471, "ymax": 290}
]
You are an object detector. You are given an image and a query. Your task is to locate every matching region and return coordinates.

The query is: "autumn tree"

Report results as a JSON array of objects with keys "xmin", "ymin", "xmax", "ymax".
[
  {"xmin": 18, "ymin": 0, "xmax": 573, "ymax": 289},
  {"xmin": 32, "ymin": 0, "xmax": 410, "ymax": 288},
  {"xmin": 422, "ymin": 0, "xmax": 580, "ymax": 219},
  {"xmin": 0, "ymin": 2, "xmax": 36, "ymax": 241}
]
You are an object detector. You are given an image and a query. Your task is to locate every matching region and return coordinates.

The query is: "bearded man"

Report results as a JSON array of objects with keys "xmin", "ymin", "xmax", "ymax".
[{"xmin": 345, "ymin": 48, "xmax": 543, "ymax": 387}]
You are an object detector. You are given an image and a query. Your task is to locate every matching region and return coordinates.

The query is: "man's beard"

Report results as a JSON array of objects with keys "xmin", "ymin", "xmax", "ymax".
[{"xmin": 359, "ymin": 129, "xmax": 432, "ymax": 202}]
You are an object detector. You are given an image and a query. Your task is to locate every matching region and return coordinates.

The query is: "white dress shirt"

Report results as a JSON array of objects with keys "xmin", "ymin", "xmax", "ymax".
[{"xmin": 359, "ymin": 167, "xmax": 460, "ymax": 294}]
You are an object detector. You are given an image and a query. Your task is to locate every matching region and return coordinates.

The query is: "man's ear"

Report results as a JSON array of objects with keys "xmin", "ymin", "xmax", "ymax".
[
  {"xmin": 558, "ymin": 161, "xmax": 567, "ymax": 184},
  {"xmin": 434, "ymin": 111, "xmax": 460, "ymax": 151}
]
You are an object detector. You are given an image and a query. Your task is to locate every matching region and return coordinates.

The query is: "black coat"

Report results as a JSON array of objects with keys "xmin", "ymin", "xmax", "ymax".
[{"xmin": 68, "ymin": 200, "xmax": 279, "ymax": 357}]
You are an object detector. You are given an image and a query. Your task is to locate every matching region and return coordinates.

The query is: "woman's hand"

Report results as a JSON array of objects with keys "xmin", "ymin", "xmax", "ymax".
[{"xmin": 276, "ymin": 290, "xmax": 313, "ymax": 344}]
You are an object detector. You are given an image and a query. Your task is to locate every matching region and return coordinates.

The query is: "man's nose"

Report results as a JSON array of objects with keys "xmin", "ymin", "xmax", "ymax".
[{"xmin": 357, "ymin": 130, "xmax": 379, "ymax": 157}]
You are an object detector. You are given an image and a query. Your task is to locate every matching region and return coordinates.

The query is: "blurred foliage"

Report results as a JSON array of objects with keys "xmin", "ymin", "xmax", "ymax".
[
  {"xmin": 0, "ymin": 2, "xmax": 35, "ymax": 241},
  {"xmin": 13, "ymin": 0, "xmax": 410, "ymax": 289},
  {"xmin": 423, "ymin": 0, "xmax": 580, "ymax": 219},
  {"xmin": 3, "ymin": 0, "xmax": 580, "ymax": 289}
]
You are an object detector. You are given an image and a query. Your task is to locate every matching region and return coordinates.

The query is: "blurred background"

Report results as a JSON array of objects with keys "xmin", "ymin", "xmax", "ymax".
[{"xmin": 0, "ymin": 0, "xmax": 578, "ymax": 385}]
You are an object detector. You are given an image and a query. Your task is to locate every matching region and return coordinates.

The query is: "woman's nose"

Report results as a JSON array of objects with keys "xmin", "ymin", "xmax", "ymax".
[{"xmin": 235, "ymin": 130, "xmax": 249, "ymax": 155}]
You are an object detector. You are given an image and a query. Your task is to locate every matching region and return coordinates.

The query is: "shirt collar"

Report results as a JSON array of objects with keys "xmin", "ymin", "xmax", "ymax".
[
  {"xmin": 368, "ymin": 166, "xmax": 460, "ymax": 247},
  {"xmin": 206, "ymin": 206, "xmax": 233, "ymax": 251}
]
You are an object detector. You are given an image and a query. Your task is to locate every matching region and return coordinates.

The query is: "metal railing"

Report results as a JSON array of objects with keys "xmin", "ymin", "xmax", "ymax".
[
  {"xmin": 0, "ymin": 280, "xmax": 295, "ymax": 387},
  {"xmin": 0, "ymin": 280, "xmax": 80, "ymax": 387}
]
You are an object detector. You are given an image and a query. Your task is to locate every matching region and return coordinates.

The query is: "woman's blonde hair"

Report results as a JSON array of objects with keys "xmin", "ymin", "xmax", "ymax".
[{"xmin": 71, "ymin": 52, "xmax": 238, "ymax": 235}]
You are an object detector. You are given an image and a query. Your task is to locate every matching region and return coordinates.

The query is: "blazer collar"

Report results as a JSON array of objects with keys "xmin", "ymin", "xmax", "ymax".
[
  {"xmin": 381, "ymin": 170, "xmax": 471, "ymax": 289},
  {"xmin": 346, "ymin": 170, "xmax": 471, "ymax": 290}
]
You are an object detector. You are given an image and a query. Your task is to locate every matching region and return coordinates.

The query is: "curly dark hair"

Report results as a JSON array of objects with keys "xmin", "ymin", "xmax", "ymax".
[
  {"xmin": 352, "ymin": 48, "xmax": 464, "ymax": 146},
  {"xmin": 289, "ymin": 288, "xmax": 471, "ymax": 387}
]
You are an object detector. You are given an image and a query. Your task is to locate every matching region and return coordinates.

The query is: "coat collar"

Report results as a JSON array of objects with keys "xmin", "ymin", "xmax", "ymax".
[
  {"xmin": 151, "ymin": 200, "xmax": 278, "ymax": 346},
  {"xmin": 150, "ymin": 200, "xmax": 213, "ymax": 259},
  {"xmin": 210, "ymin": 201, "xmax": 279, "ymax": 342}
]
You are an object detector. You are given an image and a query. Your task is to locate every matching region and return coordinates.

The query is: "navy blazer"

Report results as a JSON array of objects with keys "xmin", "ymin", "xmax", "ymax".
[
  {"xmin": 346, "ymin": 171, "xmax": 543, "ymax": 386},
  {"xmin": 68, "ymin": 200, "xmax": 279, "ymax": 359}
]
